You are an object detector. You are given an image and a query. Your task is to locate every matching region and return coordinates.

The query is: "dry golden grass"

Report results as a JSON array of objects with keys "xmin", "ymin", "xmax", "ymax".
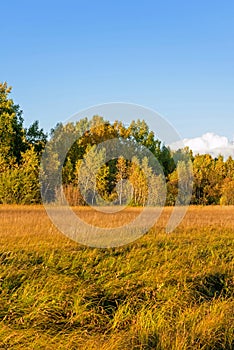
[{"xmin": 0, "ymin": 205, "xmax": 233, "ymax": 349}]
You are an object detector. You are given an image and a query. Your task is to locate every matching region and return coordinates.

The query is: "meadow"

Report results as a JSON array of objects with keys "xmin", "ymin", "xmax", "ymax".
[{"xmin": 0, "ymin": 205, "xmax": 233, "ymax": 349}]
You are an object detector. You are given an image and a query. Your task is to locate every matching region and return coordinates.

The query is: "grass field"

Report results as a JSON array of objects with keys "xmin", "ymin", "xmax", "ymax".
[{"xmin": 0, "ymin": 205, "xmax": 233, "ymax": 349}]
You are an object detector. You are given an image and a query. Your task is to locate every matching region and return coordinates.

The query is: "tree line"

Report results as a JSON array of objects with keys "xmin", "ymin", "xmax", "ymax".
[{"xmin": 0, "ymin": 82, "xmax": 234, "ymax": 206}]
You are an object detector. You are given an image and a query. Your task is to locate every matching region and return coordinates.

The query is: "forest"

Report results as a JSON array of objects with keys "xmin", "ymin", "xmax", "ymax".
[{"xmin": 1, "ymin": 82, "xmax": 234, "ymax": 207}]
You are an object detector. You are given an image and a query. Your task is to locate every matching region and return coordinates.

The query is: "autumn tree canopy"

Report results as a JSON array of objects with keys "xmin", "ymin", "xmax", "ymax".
[{"xmin": 1, "ymin": 82, "xmax": 234, "ymax": 206}]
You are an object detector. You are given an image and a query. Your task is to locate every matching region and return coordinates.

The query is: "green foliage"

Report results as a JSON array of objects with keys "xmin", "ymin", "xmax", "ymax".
[
  {"xmin": 26, "ymin": 120, "xmax": 47, "ymax": 155},
  {"xmin": 167, "ymin": 161, "xmax": 193, "ymax": 206},
  {"xmin": 0, "ymin": 147, "xmax": 41, "ymax": 204},
  {"xmin": 1, "ymin": 81, "xmax": 234, "ymax": 206},
  {"xmin": 0, "ymin": 82, "xmax": 25, "ymax": 167},
  {"xmin": 0, "ymin": 82, "xmax": 47, "ymax": 204},
  {"xmin": 49, "ymin": 116, "xmax": 176, "ymax": 207}
]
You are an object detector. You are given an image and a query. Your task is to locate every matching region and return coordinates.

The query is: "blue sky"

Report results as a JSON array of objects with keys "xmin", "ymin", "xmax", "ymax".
[{"xmin": 1, "ymin": 0, "xmax": 234, "ymax": 140}]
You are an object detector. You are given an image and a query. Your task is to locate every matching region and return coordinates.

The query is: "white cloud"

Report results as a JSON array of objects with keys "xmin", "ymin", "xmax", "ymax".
[{"xmin": 170, "ymin": 133, "xmax": 234, "ymax": 159}]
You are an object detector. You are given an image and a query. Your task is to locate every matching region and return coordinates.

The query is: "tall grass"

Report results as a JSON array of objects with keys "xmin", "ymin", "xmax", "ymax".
[{"xmin": 0, "ymin": 206, "xmax": 233, "ymax": 349}]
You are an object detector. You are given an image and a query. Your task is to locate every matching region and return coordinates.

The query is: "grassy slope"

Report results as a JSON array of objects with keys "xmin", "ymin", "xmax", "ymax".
[{"xmin": 0, "ymin": 206, "xmax": 233, "ymax": 349}]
